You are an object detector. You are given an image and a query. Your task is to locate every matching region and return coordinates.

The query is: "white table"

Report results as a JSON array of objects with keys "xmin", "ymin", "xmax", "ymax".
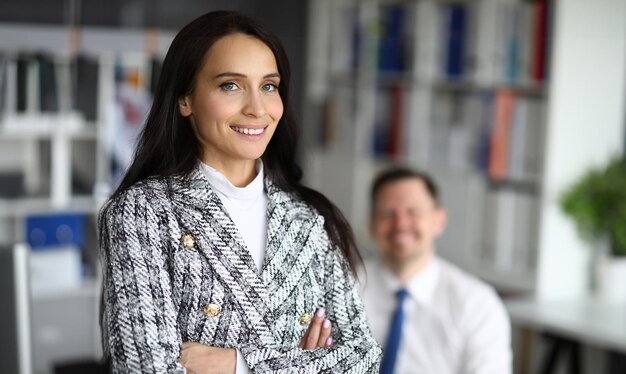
[{"xmin": 506, "ymin": 298, "xmax": 626, "ymax": 374}]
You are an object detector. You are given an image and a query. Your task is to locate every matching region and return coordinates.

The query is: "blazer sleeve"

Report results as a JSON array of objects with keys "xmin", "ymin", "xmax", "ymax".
[
  {"xmin": 239, "ymin": 247, "xmax": 382, "ymax": 373},
  {"xmin": 99, "ymin": 188, "xmax": 186, "ymax": 373}
]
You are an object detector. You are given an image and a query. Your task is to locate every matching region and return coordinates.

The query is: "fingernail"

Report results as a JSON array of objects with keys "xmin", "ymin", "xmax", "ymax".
[
  {"xmin": 323, "ymin": 319, "xmax": 331, "ymax": 328},
  {"xmin": 316, "ymin": 307, "xmax": 325, "ymax": 317},
  {"xmin": 326, "ymin": 337, "xmax": 333, "ymax": 346}
]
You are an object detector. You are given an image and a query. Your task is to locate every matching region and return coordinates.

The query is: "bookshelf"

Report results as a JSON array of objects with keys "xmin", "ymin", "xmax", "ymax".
[
  {"xmin": 0, "ymin": 23, "xmax": 174, "ymax": 373},
  {"xmin": 302, "ymin": 0, "xmax": 626, "ymax": 298}
]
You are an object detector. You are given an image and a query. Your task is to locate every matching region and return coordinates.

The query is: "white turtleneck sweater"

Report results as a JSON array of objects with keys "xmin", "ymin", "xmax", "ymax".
[
  {"xmin": 199, "ymin": 161, "xmax": 268, "ymax": 272},
  {"xmin": 200, "ymin": 161, "xmax": 267, "ymax": 373}
]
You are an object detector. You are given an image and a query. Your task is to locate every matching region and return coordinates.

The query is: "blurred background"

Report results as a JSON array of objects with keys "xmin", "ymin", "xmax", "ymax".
[{"xmin": 0, "ymin": 0, "xmax": 624, "ymax": 373}]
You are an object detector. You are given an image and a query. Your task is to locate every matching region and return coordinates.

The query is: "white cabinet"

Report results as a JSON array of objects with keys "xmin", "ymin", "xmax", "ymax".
[{"xmin": 31, "ymin": 282, "xmax": 101, "ymax": 373}]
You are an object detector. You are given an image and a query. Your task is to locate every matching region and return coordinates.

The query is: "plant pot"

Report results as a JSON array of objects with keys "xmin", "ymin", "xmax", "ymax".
[
  {"xmin": 597, "ymin": 255, "xmax": 626, "ymax": 304},
  {"xmin": 591, "ymin": 237, "xmax": 626, "ymax": 304}
]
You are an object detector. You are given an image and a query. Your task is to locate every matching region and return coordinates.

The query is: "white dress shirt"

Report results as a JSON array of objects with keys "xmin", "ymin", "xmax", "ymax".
[
  {"xmin": 200, "ymin": 161, "xmax": 268, "ymax": 374},
  {"xmin": 359, "ymin": 256, "xmax": 512, "ymax": 374}
]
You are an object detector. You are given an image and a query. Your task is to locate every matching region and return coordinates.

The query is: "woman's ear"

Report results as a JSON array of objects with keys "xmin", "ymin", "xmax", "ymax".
[{"xmin": 178, "ymin": 96, "xmax": 192, "ymax": 117}]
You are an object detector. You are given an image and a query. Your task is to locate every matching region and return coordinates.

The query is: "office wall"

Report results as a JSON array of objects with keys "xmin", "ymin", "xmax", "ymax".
[{"xmin": 536, "ymin": 0, "xmax": 626, "ymax": 301}]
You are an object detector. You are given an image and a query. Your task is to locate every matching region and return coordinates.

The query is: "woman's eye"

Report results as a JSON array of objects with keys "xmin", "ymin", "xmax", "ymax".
[
  {"xmin": 220, "ymin": 82, "xmax": 238, "ymax": 91},
  {"xmin": 263, "ymin": 83, "xmax": 279, "ymax": 92}
]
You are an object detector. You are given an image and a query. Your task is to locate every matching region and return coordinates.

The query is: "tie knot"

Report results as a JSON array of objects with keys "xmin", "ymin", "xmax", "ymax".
[{"xmin": 396, "ymin": 288, "xmax": 409, "ymax": 302}]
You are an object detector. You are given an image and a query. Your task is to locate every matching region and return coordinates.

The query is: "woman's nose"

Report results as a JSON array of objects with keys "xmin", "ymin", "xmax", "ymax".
[{"xmin": 243, "ymin": 91, "xmax": 266, "ymax": 118}]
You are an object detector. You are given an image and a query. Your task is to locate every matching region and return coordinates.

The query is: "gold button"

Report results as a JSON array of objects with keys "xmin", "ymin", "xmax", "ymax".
[
  {"xmin": 182, "ymin": 233, "xmax": 196, "ymax": 250},
  {"xmin": 203, "ymin": 303, "xmax": 221, "ymax": 317},
  {"xmin": 299, "ymin": 312, "xmax": 312, "ymax": 326}
]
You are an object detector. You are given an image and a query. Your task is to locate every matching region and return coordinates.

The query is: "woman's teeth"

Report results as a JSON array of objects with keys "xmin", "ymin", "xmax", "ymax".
[{"xmin": 232, "ymin": 126, "xmax": 264, "ymax": 135}]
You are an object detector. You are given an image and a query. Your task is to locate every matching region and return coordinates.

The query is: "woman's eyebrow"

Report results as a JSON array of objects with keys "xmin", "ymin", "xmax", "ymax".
[{"xmin": 213, "ymin": 72, "xmax": 281, "ymax": 79}]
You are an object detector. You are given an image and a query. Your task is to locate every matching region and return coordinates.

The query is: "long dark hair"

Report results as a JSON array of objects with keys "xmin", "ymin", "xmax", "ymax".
[{"xmin": 109, "ymin": 10, "xmax": 361, "ymax": 273}]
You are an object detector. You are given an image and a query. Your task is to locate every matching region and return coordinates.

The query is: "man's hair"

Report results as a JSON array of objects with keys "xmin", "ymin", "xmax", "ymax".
[{"xmin": 370, "ymin": 167, "xmax": 440, "ymax": 207}]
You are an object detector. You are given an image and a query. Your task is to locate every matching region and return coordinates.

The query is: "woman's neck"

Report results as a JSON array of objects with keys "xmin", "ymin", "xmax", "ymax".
[{"xmin": 201, "ymin": 158, "xmax": 258, "ymax": 187}]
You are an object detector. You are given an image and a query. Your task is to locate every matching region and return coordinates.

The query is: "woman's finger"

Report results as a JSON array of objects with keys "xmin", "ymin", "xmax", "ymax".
[
  {"xmin": 301, "ymin": 307, "xmax": 326, "ymax": 349},
  {"xmin": 298, "ymin": 326, "xmax": 309, "ymax": 349},
  {"xmin": 317, "ymin": 319, "xmax": 332, "ymax": 348}
]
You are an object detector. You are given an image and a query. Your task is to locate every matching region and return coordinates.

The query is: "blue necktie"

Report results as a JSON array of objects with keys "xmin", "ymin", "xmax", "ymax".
[{"xmin": 380, "ymin": 288, "xmax": 409, "ymax": 374}]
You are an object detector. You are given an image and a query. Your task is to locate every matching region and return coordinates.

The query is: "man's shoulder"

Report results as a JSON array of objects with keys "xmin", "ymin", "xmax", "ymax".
[
  {"xmin": 436, "ymin": 257, "xmax": 503, "ymax": 308},
  {"xmin": 357, "ymin": 258, "xmax": 386, "ymax": 293}
]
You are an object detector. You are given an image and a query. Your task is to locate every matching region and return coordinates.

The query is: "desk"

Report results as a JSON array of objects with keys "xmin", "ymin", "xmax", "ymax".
[{"xmin": 506, "ymin": 298, "xmax": 626, "ymax": 374}]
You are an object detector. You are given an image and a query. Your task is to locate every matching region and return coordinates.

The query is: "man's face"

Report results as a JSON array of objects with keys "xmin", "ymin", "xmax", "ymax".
[{"xmin": 370, "ymin": 178, "xmax": 446, "ymax": 268}]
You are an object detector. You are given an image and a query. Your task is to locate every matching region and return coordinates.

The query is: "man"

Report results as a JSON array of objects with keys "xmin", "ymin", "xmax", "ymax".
[{"xmin": 360, "ymin": 167, "xmax": 511, "ymax": 374}]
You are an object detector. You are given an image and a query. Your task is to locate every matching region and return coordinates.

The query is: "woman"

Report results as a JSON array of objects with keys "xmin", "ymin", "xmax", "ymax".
[{"xmin": 98, "ymin": 10, "xmax": 381, "ymax": 373}]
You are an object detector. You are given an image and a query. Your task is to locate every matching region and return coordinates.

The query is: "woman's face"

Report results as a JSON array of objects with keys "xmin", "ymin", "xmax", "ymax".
[{"xmin": 178, "ymin": 33, "xmax": 283, "ymax": 169}]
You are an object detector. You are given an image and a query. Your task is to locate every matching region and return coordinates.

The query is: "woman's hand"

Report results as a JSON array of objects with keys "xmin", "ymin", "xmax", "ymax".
[
  {"xmin": 179, "ymin": 342, "xmax": 236, "ymax": 374},
  {"xmin": 298, "ymin": 307, "xmax": 334, "ymax": 350}
]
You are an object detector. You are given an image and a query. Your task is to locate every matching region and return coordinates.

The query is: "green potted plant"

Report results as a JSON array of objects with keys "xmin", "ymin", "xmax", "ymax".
[
  {"xmin": 560, "ymin": 155, "xmax": 626, "ymax": 256},
  {"xmin": 559, "ymin": 155, "xmax": 626, "ymax": 302}
]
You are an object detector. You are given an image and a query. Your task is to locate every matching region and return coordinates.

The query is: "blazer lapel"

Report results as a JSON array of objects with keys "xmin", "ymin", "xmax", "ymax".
[
  {"xmin": 168, "ymin": 166, "xmax": 274, "ymax": 344},
  {"xmin": 262, "ymin": 181, "xmax": 324, "ymax": 312}
]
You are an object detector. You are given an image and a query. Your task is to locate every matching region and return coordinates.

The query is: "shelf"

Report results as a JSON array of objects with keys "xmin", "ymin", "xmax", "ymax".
[
  {"xmin": 31, "ymin": 278, "xmax": 100, "ymax": 301},
  {"xmin": 0, "ymin": 23, "xmax": 175, "ymax": 56},
  {"xmin": 432, "ymin": 80, "xmax": 547, "ymax": 97},
  {"xmin": 0, "ymin": 113, "xmax": 97, "ymax": 140},
  {"xmin": 487, "ymin": 178, "xmax": 541, "ymax": 195},
  {"xmin": 0, "ymin": 195, "xmax": 102, "ymax": 218},
  {"xmin": 325, "ymin": 73, "xmax": 548, "ymax": 94}
]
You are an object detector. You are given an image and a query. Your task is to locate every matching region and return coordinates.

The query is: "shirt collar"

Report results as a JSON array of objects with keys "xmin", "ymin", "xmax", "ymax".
[
  {"xmin": 199, "ymin": 160, "xmax": 265, "ymax": 201},
  {"xmin": 380, "ymin": 256, "xmax": 441, "ymax": 306}
]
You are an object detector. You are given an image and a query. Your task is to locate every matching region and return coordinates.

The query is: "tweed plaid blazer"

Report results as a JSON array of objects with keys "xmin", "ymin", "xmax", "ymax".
[{"xmin": 99, "ymin": 165, "xmax": 382, "ymax": 373}]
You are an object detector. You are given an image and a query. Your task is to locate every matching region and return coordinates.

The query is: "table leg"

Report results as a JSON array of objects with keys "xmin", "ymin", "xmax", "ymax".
[
  {"xmin": 539, "ymin": 334, "xmax": 562, "ymax": 374},
  {"xmin": 519, "ymin": 327, "xmax": 535, "ymax": 374}
]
